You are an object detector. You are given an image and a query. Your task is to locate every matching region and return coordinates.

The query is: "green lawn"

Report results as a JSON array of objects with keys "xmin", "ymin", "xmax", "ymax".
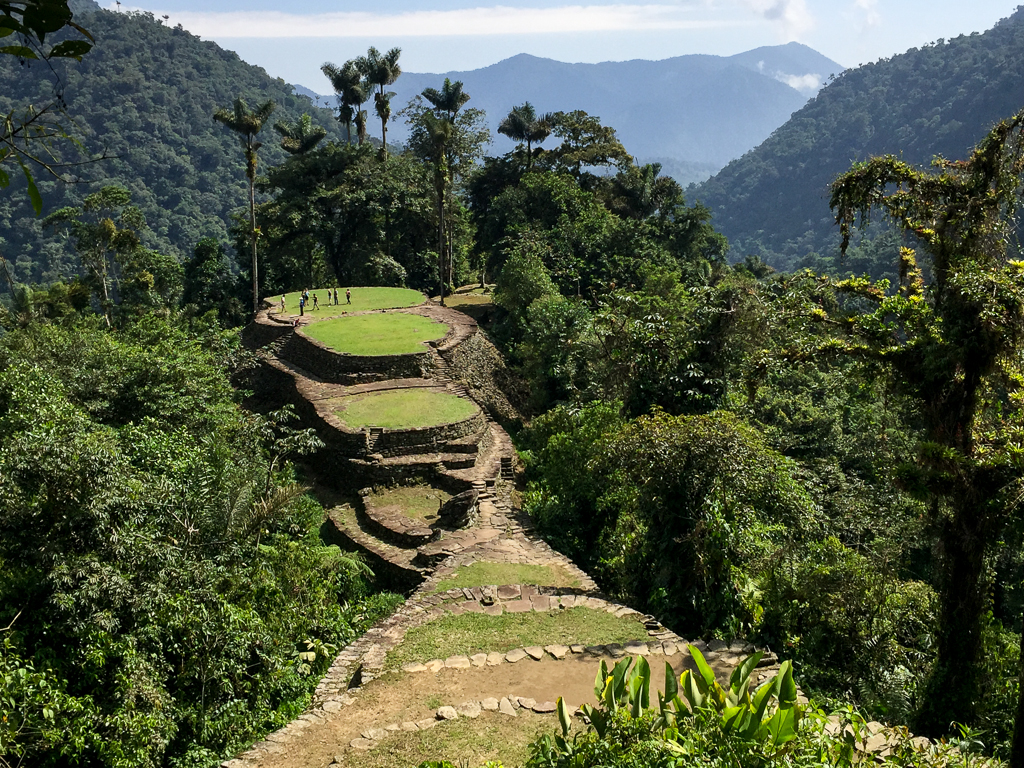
[
  {"xmin": 304, "ymin": 313, "xmax": 449, "ymax": 355},
  {"xmin": 367, "ymin": 485, "xmax": 452, "ymax": 523},
  {"xmin": 335, "ymin": 389, "xmax": 478, "ymax": 429},
  {"xmin": 385, "ymin": 608, "xmax": 648, "ymax": 669},
  {"xmin": 271, "ymin": 286, "xmax": 425, "ymax": 318},
  {"xmin": 432, "ymin": 562, "xmax": 581, "ymax": 592}
]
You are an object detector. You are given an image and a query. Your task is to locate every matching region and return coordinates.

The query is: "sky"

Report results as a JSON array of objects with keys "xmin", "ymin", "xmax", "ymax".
[{"xmin": 107, "ymin": 1, "xmax": 1019, "ymax": 89}]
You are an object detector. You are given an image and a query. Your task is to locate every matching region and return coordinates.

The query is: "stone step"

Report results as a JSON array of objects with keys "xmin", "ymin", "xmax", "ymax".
[{"xmin": 322, "ymin": 506, "xmax": 426, "ymax": 592}]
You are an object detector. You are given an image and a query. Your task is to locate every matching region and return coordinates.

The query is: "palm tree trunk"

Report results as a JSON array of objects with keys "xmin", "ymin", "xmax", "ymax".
[
  {"xmin": 249, "ymin": 174, "xmax": 258, "ymax": 314},
  {"xmin": 437, "ymin": 186, "xmax": 446, "ymax": 306}
]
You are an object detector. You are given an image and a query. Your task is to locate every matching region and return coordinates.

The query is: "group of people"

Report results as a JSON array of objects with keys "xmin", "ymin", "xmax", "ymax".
[{"xmin": 281, "ymin": 287, "xmax": 352, "ymax": 316}]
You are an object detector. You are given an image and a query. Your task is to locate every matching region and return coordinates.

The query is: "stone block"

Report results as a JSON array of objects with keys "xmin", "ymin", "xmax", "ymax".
[
  {"xmin": 533, "ymin": 701, "xmax": 557, "ymax": 713},
  {"xmin": 425, "ymin": 659, "xmax": 444, "ymax": 673},
  {"xmin": 498, "ymin": 697, "xmax": 517, "ymax": 716},
  {"xmin": 504, "ymin": 600, "xmax": 532, "ymax": 613},
  {"xmin": 350, "ymin": 738, "xmax": 374, "ymax": 750},
  {"xmin": 437, "ymin": 706, "xmax": 459, "ymax": 720},
  {"xmin": 402, "ymin": 663, "xmax": 428, "ymax": 673},
  {"xmin": 481, "ymin": 697, "xmax": 500, "ymax": 711},
  {"xmin": 545, "ymin": 644, "xmax": 570, "ymax": 659},
  {"xmin": 524, "ymin": 646, "xmax": 545, "ymax": 660},
  {"xmin": 518, "ymin": 697, "xmax": 537, "ymax": 710},
  {"xmin": 470, "ymin": 653, "xmax": 488, "ymax": 667},
  {"xmin": 416, "ymin": 717, "xmax": 440, "ymax": 730},
  {"xmin": 505, "ymin": 648, "xmax": 528, "ymax": 663},
  {"xmin": 445, "ymin": 655, "xmax": 472, "ymax": 669},
  {"xmin": 486, "ymin": 652, "xmax": 505, "ymax": 666},
  {"xmin": 457, "ymin": 701, "xmax": 482, "ymax": 719}
]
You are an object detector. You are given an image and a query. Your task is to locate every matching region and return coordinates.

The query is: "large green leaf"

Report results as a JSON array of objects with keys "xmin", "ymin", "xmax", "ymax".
[
  {"xmin": 556, "ymin": 697, "xmax": 572, "ymax": 737},
  {"xmin": 728, "ymin": 651, "xmax": 763, "ymax": 696},
  {"xmin": 663, "ymin": 662, "xmax": 678, "ymax": 704},
  {"xmin": 688, "ymin": 644, "xmax": 717, "ymax": 689},
  {"xmin": 776, "ymin": 661, "xmax": 797, "ymax": 707}
]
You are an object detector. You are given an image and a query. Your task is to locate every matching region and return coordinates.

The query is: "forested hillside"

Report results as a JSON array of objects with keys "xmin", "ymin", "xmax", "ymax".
[
  {"xmin": 694, "ymin": 6, "xmax": 1024, "ymax": 270},
  {"xmin": 0, "ymin": 3, "xmax": 342, "ymax": 287}
]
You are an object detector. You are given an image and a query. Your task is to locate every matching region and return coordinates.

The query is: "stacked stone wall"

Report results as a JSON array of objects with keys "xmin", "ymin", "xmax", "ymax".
[
  {"xmin": 372, "ymin": 412, "xmax": 486, "ymax": 457},
  {"xmin": 279, "ymin": 331, "xmax": 427, "ymax": 383}
]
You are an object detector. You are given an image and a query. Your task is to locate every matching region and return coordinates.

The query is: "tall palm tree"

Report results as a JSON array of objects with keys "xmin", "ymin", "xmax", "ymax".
[
  {"xmin": 355, "ymin": 46, "xmax": 402, "ymax": 155},
  {"xmin": 213, "ymin": 97, "xmax": 275, "ymax": 314},
  {"xmin": 273, "ymin": 114, "xmax": 326, "ymax": 155},
  {"xmin": 321, "ymin": 60, "xmax": 367, "ymax": 144},
  {"xmin": 422, "ymin": 78, "xmax": 469, "ymax": 121},
  {"xmin": 419, "ymin": 112, "xmax": 454, "ymax": 304},
  {"xmin": 422, "ymin": 79, "xmax": 471, "ymax": 293},
  {"xmin": 498, "ymin": 102, "xmax": 553, "ymax": 167}
]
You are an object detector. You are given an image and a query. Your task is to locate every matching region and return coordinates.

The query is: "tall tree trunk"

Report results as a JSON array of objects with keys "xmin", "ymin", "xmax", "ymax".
[
  {"xmin": 1011, "ymin": 626, "xmax": 1024, "ymax": 768},
  {"xmin": 437, "ymin": 184, "xmax": 446, "ymax": 306},
  {"xmin": 916, "ymin": 486, "xmax": 990, "ymax": 734},
  {"xmin": 249, "ymin": 175, "xmax": 258, "ymax": 314}
]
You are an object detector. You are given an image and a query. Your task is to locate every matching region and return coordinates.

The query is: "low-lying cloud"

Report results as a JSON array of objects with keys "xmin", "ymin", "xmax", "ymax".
[{"xmin": 114, "ymin": 4, "xmax": 756, "ymax": 38}]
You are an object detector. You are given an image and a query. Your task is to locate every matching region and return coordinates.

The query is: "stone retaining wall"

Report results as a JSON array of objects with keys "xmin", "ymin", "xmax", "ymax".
[
  {"xmin": 241, "ymin": 313, "xmax": 293, "ymax": 349},
  {"xmin": 279, "ymin": 330, "xmax": 428, "ymax": 383},
  {"xmin": 372, "ymin": 411, "xmax": 486, "ymax": 458}
]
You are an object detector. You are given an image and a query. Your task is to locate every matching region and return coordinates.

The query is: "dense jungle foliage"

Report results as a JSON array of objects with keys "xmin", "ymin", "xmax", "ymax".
[
  {"xmin": 0, "ymin": 2, "xmax": 342, "ymax": 287},
  {"xmin": 7, "ymin": 1, "xmax": 1024, "ymax": 765},
  {"xmin": 694, "ymin": 5, "xmax": 1024, "ymax": 274}
]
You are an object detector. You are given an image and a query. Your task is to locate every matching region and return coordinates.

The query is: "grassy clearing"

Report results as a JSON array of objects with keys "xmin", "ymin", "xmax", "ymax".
[
  {"xmin": 385, "ymin": 608, "xmax": 647, "ymax": 669},
  {"xmin": 367, "ymin": 485, "xmax": 452, "ymax": 523},
  {"xmin": 433, "ymin": 562, "xmax": 581, "ymax": 592},
  {"xmin": 272, "ymin": 286, "xmax": 424, "ymax": 318},
  {"xmin": 344, "ymin": 711, "xmax": 558, "ymax": 768},
  {"xmin": 336, "ymin": 389, "xmax": 478, "ymax": 430},
  {"xmin": 304, "ymin": 313, "xmax": 449, "ymax": 356}
]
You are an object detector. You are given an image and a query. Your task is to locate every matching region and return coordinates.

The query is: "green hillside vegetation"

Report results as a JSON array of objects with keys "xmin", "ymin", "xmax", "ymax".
[
  {"xmin": 8, "ymin": 2, "xmax": 1024, "ymax": 766},
  {"xmin": 694, "ymin": 7, "xmax": 1024, "ymax": 273},
  {"xmin": 0, "ymin": 4, "xmax": 343, "ymax": 287}
]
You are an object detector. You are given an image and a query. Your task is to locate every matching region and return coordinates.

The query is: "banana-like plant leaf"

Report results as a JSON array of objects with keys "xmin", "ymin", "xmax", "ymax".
[
  {"xmin": 688, "ymin": 644, "xmax": 717, "ymax": 690},
  {"xmin": 739, "ymin": 681, "xmax": 777, "ymax": 740},
  {"xmin": 636, "ymin": 656, "xmax": 650, "ymax": 710},
  {"xmin": 760, "ymin": 706, "xmax": 798, "ymax": 747},
  {"xmin": 776, "ymin": 661, "xmax": 797, "ymax": 707},
  {"xmin": 664, "ymin": 662, "xmax": 678, "ymax": 703},
  {"xmin": 557, "ymin": 697, "xmax": 572, "ymax": 737},
  {"xmin": 583, "ymin": 704, "xmax": 608, "ymax": 738},
  {"xmin": 726, "ymin": 675, "xmax": 752, "ymax": 708},
  {"xmin": 680, "ymin": 669, "xmax": 705, "ymax": 710},
  {"xmin": 729, "ymin": 651, "xmax": 763, "ymax": 694},
  {"xmin": 611, "ymin": 657, "xmax": 632, "ymax": 704},
  {"xmin": 594, "ymin": 661, "xmax": 610, "ymax": 701},
  {"xmin": 602, "ymin": 675, "xmax": 616, "ymax": 713},
  {"xmin": 721, "ymin": 704, "xmax": 748, "ymax": 733}
]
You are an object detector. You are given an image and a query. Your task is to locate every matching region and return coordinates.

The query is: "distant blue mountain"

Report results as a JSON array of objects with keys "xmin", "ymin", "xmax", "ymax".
[{"xmin": 298, "ymin": 43, "xmax": 844, "ymax": 186}]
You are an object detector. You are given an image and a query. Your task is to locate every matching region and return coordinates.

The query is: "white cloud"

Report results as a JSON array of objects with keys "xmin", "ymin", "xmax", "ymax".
[
  {"xmin": 110, "ymin": 4, "xmax": 756, "ymax": 38},
  {"xmin": 741, "ymin": 0, "xmax": 813, "ymax": 40},
  {"xmin": 777, "ymin": 72, "xmax": 821, "ymax": 92},
  {"xmin": 854, "ymin": 0, "xmax": 881, "ymax": 27}
]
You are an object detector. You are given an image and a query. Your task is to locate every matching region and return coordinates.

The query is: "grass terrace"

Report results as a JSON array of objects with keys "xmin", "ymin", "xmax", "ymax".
[
  {"xmin": 272, "ymin": 286, "xmax": 425, "ymax": 318},
  {"xmin": 384, "ymin": 608, "xmax": 648, "ymax": 669},
  {"xmin": 304, "ymin": 313, "xmax": 449, "ymax": 356},
  {"xmin": 432, "ymin": 562, "xmax": 582, "ymax": 592},
  {"xmin": 334, "ymin": 388, "xmax": 478, "ymax": 430}
]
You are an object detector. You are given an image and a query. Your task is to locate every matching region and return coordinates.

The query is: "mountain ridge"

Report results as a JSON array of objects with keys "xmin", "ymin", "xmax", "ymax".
[{"xmin": 299, "ymin": 44, "xmax": 843, "ymax": 184}]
